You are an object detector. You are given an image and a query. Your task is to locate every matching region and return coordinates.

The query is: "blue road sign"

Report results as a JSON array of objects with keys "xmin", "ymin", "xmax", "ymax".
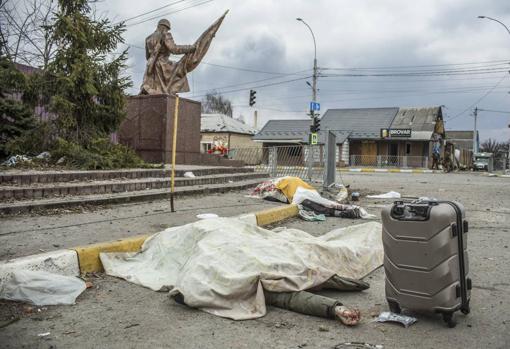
[{"xmin": 310, "ymin": 101, "xmax": 320, "ymax": 111}]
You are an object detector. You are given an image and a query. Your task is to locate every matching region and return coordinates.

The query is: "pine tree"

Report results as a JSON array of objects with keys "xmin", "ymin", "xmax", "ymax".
[
  {"xmin": 43, "ymin": 0, "xmax": 131, "ymax": 144},
  {"xmin": 0, "ymin": 56, "xmax": 37, "ymax": 159}
]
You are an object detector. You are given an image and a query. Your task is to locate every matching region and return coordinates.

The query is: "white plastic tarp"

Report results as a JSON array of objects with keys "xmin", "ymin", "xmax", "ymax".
[
  {"xmin": 100, "ymin": 218, "xmax": 383, "ymax": 320},
  {"xmin": 0, "ymin": 270, "xmax": 86, "ymax": 306},
  {"xmin": 367, "ymin": 191, "xmax": 401, "ymax": 199}
]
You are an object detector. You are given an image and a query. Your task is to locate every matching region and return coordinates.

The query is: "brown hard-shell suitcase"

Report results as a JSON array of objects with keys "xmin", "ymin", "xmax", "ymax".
[{"xmin": 381, "ymin": 200, "xmax": 471, "ymax": 328}]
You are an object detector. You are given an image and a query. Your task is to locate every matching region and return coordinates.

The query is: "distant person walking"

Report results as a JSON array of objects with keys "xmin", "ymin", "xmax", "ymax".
[{"xmin": 431, "ymin": 141, "xmax": 441, "ymax": 170}]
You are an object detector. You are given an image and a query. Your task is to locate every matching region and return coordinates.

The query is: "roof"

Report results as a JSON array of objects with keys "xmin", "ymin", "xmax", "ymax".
[
  {"xmin": 446, "ymin": 130, "xmax": 474, "ymax": 140},
  {"xmin": 321, "ymin": 107, "xmax": 399, "ymax": 139},
  {"xmin": 14, "ymin": 63, "xmax": 41, "ymax": 75},
  {"xmin": 201, "ymin": 114, "xmax": 258, "ymax": 135},
  {"xmin": 391, "ymin": 107, "xmax": 442, "ymax": 132},
  {"xmin": 254, "ymin": 106, "xmax": 444, "ymax": 143},
  {"xmin": 252, "ymin": 119, "xmax": 311, "ymax": 142},
  {"xmin": 446, "ymin": 130, "xmax": 477, "ymax": 150}
]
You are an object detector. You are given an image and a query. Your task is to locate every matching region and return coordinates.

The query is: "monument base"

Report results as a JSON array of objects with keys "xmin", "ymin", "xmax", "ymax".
[{"xmin": 119, "ymin": 94, "xmax": 243, "ymax": 166}]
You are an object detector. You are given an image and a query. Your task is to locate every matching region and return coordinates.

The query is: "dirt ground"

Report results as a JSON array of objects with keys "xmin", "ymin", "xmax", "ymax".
[{"xmin": 0, "ymin": 172, "xmax": 509, "ymax": 348}]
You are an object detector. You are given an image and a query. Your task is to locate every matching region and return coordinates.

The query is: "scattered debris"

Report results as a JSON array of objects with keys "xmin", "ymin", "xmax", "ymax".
[
  {"xmin": 367, "ymin": 191, "xmax": 401, "ymax": 199},
  {"xmin": 0, "ymin": 270, "xmax": 86, "ymax": 306},
  {"xmin": 196, "ymin": 213, "xmax": 219, "ymax": 219},
  {"xmin": 377, "ymin": 311, "xmax": 417, "ymax": 328},
  {"xmin": 351, "ymin": 192, "xmax": 360, "ymax": 201},
  {"xmin": 37, "ymin": 332, "xmax": 51, "ymax": 337},
  {"xmin": 124, "ymin": 323, "xmax": 140, "ymax": 329},
  {"xmin": 36, "ymin": 152, "xmax": 51, "ymax": 160},
  {"xmin": 299, "ymin": 209, "xmax": 326, "ymax": 222},
  {"xmin": 183, "ymin": 171, "xmax": 195, "ymax": 178},
  {"xmin": 2, "ymin": 155, "xmax": 31, "ymax": 166},
  {"xmin": 318, "ymin": 325, "xmax": 329, "ymax": 332}
]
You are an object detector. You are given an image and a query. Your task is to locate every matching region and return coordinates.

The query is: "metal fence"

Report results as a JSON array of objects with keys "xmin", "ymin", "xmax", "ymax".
[
  {"xmin": 349, "ymin": 154, "xmax": 429, "ymax": 168},
  {"xmin": 228, "ymin": 145, "xmax": 325, "ymax": 179},
  {"xmin": 228, "ymin": 146, "xmax": 432, "ymax": 180}
]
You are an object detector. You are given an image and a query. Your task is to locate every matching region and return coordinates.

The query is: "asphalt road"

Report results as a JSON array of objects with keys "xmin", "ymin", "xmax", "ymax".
[{"xmin": 1, "ymin": 172, "xmax": 509, "ymax": 348}]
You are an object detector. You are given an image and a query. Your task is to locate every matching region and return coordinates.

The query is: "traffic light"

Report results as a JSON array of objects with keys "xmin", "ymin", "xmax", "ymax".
[
  {"xmin": 249, "ymin": 90, "xmax": 256, "ymax": 106},
  {"xmin": 311, "ymin": 116, "xmax": 320, "ymax": 132}
]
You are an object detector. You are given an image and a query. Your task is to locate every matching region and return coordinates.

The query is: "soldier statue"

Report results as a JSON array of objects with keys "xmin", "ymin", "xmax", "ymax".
[{"xmin": 140, "ymin": 12, "xmax": 228, "ymax": 95}]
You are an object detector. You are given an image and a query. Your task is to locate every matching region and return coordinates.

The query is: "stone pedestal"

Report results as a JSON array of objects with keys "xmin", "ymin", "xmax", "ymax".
[{"xmin": 119, "ymin": 94, "xmax": 202, "ymax": 164}]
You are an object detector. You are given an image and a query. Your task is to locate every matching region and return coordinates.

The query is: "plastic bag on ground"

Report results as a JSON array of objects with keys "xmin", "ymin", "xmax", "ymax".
[
  {"xmin": 367, "ymin": 191, "xmax": 401, "ymax": 199},
  {"xmin": 0, "ymin": 270, "xmax": 86, "ymax": 306},
  {"xmin": 196, "ymin": 213, "xmax": 219, "ymax": 219},
  {"xmin": 377, "ymin": 311, "xmax": 417, "ymax": 327}
]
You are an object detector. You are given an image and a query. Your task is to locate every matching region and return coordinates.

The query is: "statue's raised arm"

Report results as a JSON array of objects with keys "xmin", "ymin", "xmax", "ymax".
[{"xmin": 140, "ymin": 11, "xmax": 228, "ymax": 96}]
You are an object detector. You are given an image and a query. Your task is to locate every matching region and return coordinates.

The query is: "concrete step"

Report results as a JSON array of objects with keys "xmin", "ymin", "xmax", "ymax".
[
  {"xmin": 0, "ymin": 172, "xmax": 267, "ymax": 201},
  {"xmin": 0, "ymin": 166, "xmax": 255, "ymax": 185},
  {"xmin": 0, "ymin": 178, "xmax": 266, "ymax": 215}
]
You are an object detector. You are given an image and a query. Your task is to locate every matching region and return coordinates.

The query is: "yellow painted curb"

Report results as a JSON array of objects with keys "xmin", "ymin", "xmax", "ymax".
[
  {"xmin": 255, "ymin": 204, "xmax": 299, "ymax": 226},
  {"xmin": 360, "ymin": 168, "xmax": 374, "ymax": 173},
  {"xmin": 74, "ymin": 234, "xmax": 149, "ymax": 274}
]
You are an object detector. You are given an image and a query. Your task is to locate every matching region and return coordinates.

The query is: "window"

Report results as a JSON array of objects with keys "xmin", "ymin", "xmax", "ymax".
[
  {"xmin": 201, "ymin": 143, "xmax": 213, "ymax": 153},
  {"xmin": 406, "ymin": 143, "xmax": 411, "ymax": 155}
]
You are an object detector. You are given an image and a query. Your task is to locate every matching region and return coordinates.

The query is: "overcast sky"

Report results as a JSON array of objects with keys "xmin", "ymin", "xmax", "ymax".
[{"xmin": 95, "ymin": 0, "xmax": 510, "ymax": 142}]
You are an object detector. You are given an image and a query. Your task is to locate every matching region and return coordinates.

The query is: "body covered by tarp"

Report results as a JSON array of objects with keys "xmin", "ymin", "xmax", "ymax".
[{"xmin": 100, "ymin": 218, "xmax": 383, "ymax": 320}]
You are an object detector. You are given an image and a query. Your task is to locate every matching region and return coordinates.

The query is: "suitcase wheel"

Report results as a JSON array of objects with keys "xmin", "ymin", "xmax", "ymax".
[
  {"xmin": 461, "ymin": 302, "xmax": 471, "ymax": 315},
  {"xmin": 388, "ymin": 300, "xmax": 401, "ymax": 314},
  {"xmin": 442, "ymin": 312, "xmax": 457, "ymax": 328}
]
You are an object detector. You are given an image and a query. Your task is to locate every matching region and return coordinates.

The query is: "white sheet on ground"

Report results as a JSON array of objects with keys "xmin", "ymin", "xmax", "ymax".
[
  {"xmin": 367, "ymin": 191, "xmax": 401, "ymax": 199},
  {"xmin": 0, "ymin": 270, "xmax": 86, "ymax": 306},
  {"xmin": 100, "ymin": 218, "xmax": 383, "ymax": 320}
]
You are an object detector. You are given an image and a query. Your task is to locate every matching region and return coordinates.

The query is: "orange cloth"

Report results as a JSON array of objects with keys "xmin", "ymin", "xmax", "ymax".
[{"xmin": 275, "ymin": 177, "xmax": 315, "ymax": 203}]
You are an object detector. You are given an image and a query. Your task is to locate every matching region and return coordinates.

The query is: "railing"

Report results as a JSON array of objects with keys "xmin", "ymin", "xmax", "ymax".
[
  {"xmin": 227, "ymin": 147, "xmax": 432, "ymax": 181},
  {"xmin": 228, "ymin": 145, "xmax": 324, "ymax": 179},
  {"xmin": 349, "ymin": 154, "xmax": 429, "ymax": 168}
]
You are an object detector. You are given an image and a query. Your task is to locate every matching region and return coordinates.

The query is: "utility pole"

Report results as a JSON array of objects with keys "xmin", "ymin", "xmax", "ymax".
[{"xmin": 473, "ymin": 107, "xmax": 478, "ymax": 154}]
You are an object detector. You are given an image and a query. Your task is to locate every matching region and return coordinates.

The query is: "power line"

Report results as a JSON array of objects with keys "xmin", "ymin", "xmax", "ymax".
[
  {"xmin": 189, "ymin": 76, "xmax": 311, "ymax": 98},
  {"xmin": 321, "ymin": 59, "xmax": 510, "ymax": 71},
  {"xmin": 477, "ymin": 108, "xmax": 510, "ymax": 114},
  {"xmin": 321, "ymin": 67, "xmax": 510, "ymax": 78},
  {"xmin": 125, "ymin": 0, "xmax": 216, "ymax": 28},
  {"xmin": 190, "ymin": 71, "xmax": 311, "ymax": 94},
  {"xmin": 114, "ymin": 0, "xmax": 188, "ymax": 25},
  {"xmin": 200, "ymin": 62, "xmax": 310, "ymax": 76},
  {"xmin": 447, "ymin": 74, "xmax": 509, "ymax": 121}
]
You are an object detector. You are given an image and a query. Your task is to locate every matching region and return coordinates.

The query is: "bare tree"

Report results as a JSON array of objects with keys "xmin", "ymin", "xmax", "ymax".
[
  {"xmin": 201, "ymin": 91, "xmax": 233, "ymax": 117},
  {"xmin": 0, "ymin": 0, "xmax": 57, "ymax": 69},
  {"xmin": 480, "ymin": 138, "xmax": 507, "ymax": 154}
]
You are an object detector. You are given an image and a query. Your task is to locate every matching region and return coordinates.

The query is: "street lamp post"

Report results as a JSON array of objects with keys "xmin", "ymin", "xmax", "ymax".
[
  {"xmin": 478, "ymin": 15, "xmax": 510, "ymax": 165},
  {"xmin": 478, "ymin": 16, "xmax": 510, "ymax": 36},
  {"xmin": 297, "ymin": 18, "xmax": 318, "ymax": 180}
]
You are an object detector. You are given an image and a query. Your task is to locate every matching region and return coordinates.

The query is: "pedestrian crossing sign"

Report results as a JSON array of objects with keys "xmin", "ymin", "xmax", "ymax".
[{"xmin": 310, "ymin": 133, "xmax": 318, "ymax": 145}]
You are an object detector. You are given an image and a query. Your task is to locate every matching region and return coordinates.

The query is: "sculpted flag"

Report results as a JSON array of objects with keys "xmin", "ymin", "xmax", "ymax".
[{"xmin": 167, "ymin": 10, "xmax": 228, "ymax": 94}]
